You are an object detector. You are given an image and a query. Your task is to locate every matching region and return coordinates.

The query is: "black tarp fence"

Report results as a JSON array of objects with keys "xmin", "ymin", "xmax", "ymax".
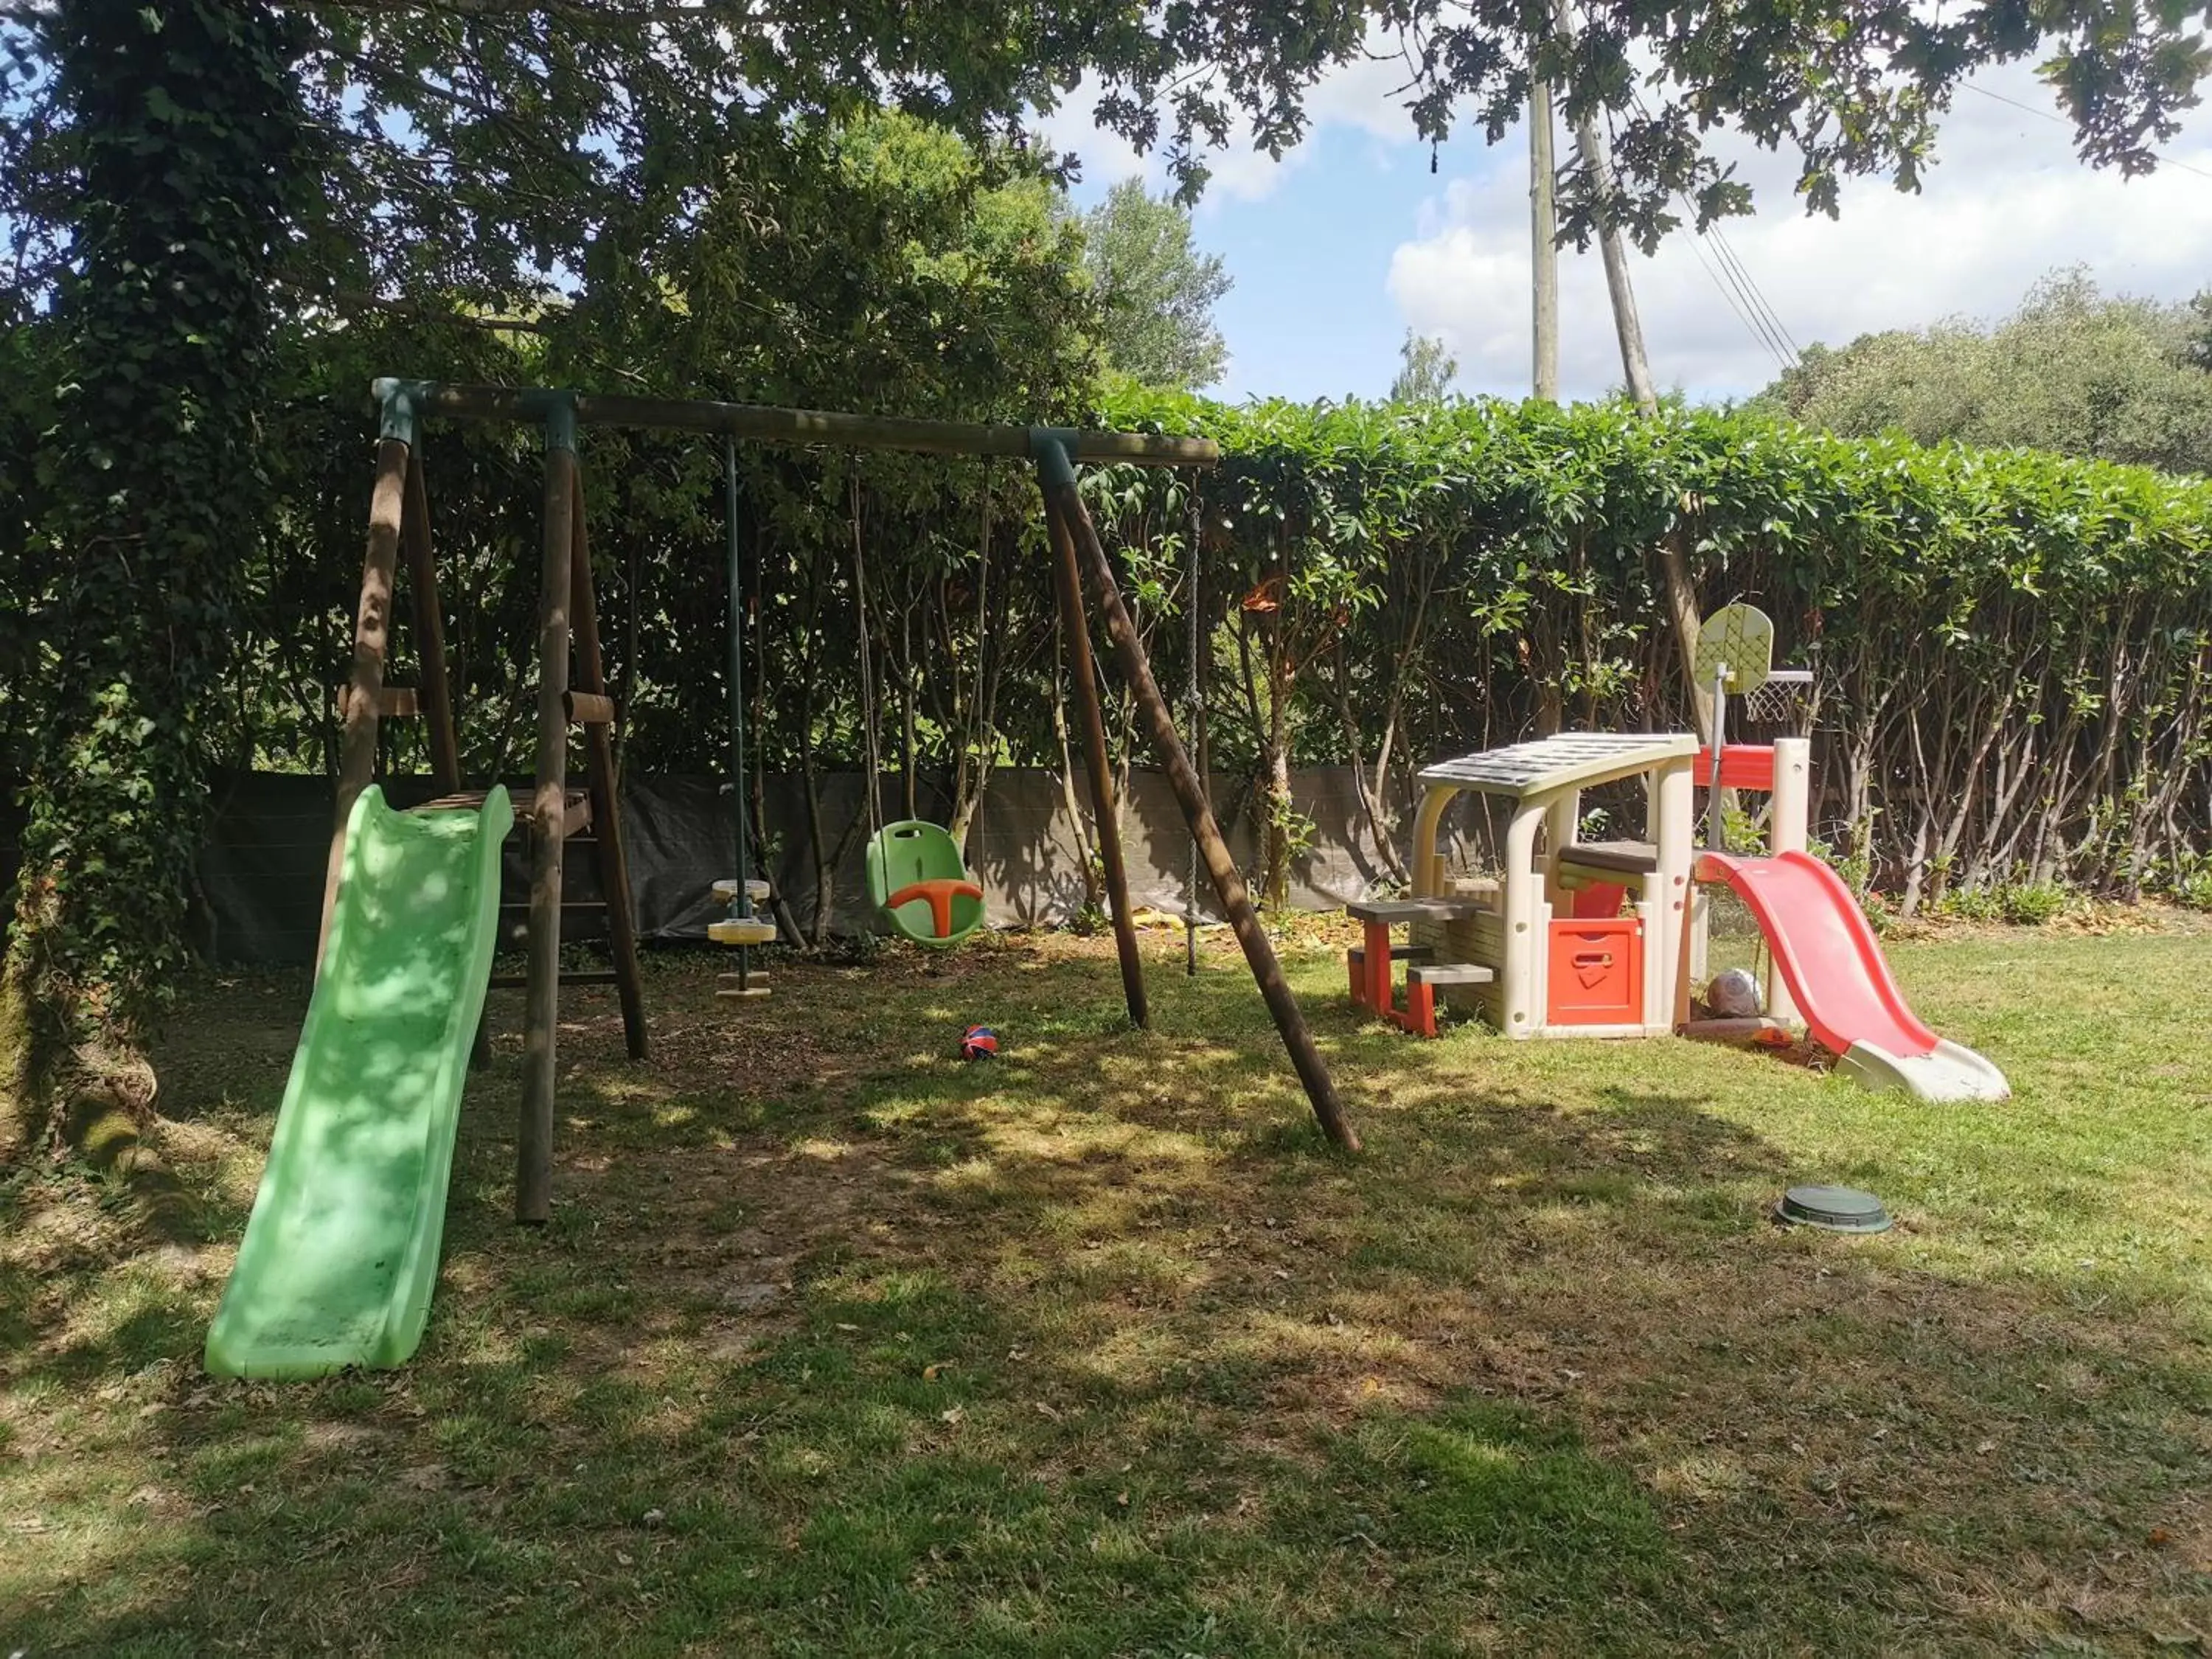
[{"xmin": 6, "ymin": 767, "xmax": 1532, "ymax": 967}]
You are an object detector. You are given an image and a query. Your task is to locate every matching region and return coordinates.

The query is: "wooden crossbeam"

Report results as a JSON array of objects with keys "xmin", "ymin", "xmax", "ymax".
[
  {"xmin": 565, "ymin": 690, "xmax": 617, "ymax": 726},
  {"xmin": 333, "ymin": 684, "xmax": 420, "ymax": 720},
  {"xmin": 381, "ymin": 378, "xmax": 1219, "ymax": 467}
]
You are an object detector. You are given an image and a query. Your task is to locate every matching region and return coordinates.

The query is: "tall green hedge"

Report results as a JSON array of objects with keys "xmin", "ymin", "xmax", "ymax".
[
  {"xmin": 13, "ymin": 354, "xmax": 2205, "ymax": 917},
  {"xmin": 1096, "ymin": 390, "xmax": 2212, "ymax": 909}
]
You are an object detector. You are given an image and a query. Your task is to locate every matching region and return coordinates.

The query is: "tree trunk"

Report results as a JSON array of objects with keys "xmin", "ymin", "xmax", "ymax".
[
  {"xmin": 2, "ymin": 0, "xmax": 305, "ymax": 1166},
  {"xmin": 1333, "ymin": 645, "xmax": 1411, "ymax": 886},
  {"xmin": 1265, "ymin": 726, "xmax": 1293, "ymax": 909},
  {"xmin": 1261, "ymin": 613, "xmax": 1297, "ymax": 908}
]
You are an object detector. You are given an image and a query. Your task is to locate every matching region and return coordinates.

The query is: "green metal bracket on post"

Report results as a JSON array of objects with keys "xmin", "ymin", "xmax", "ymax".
[
  {"xmin": 1028, "ymin": 426, "xmax": 1080, "ymax": 489},
  {"xmin": 543, "ymin": 392, "xmax": 578, "ymax": 456},
  {"xmin": 373, "ymin": 379, "xmax": 422, "ymax": 448}
]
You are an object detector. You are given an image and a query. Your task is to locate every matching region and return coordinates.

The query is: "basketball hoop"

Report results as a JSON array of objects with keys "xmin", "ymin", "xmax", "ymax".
[
  {"xmin": 1742, "ymin": 667, "xmax": 1814, "ymax": 732},
  {"xmin": 1693, "ymin": 604, "xmax": 1775, "ymax": 849}
]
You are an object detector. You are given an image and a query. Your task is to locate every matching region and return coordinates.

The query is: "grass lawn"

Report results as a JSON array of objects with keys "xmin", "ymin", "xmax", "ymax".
[{"xmin": 3, "ymin": 915, "xmax": 2208, "ymax": 1655}]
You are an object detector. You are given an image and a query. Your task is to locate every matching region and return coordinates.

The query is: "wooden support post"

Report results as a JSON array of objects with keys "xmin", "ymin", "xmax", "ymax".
[
  {"xmin": 568, "ymin": 467, "xmax": 650, "ymax": 1062},
  {"xmin": 321, "ymin": 431, "xmax": 410, "ymax": 968},
  {"xmin": 1033, "ymin": 437, "xmax": 1359, "ymax": 1152},
  {"xmin": 519, "ymin": 401, "xmax": 577, "ymax": 1225},
  {"xmin": 1043, "ymin": 475, "xmax": 1150, "ymax": 1032},
  {"xmin": 400, "ymin": 446, "xmax": 494, "ymax": 1069},
  {"xmin": 402, "ymin": 451, "xmax": 462, "ymax": 795}
]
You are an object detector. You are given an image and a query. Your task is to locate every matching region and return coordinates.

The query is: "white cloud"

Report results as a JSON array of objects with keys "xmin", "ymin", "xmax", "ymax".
[
  {"xmin": 1032, "ymin": 32, "xmax": 1422, "ymax": 206},
  {"xmin": 1388, "ymin": 62, "xmax": 2212, "ymax": 400},
  {"xmin": 1194, "ymin": 132, "xmax": 1307, "ymax": 206},
  {"xmin": 1034, "ymin": 86, "xmax": 1312, "ymax": 205},
  {"xmin": 1298, "ymin": 31, "xmax": 1425, "ymax": 140}
]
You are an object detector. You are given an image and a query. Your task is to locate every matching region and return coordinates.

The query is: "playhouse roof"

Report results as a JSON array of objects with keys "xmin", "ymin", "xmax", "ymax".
[{"xmin": 1416, "ymin": 732, "xmax": 1697, "ymax": 801}]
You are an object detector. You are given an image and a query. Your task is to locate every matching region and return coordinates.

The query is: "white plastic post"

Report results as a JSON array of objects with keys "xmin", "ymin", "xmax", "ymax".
[
  {"xmin": 1655, "ymin": 757, "xmax": 1695, "ymax": 1029},
  {"xmin": 1764, "ymin": 737, "xmax": 1811, "ymax": 1023},
  {"xmin": 1411, "ymin": 784, "xmax": 1453, "ymax": 897},
  {"xmin": 1542, "ymin": 787, "xmax": 1580, "ymax": 913},
  {"xmin": 1501, "ymin": 801, "xmax": 1547, "ymax": 1036},
  {"xmin": 1768, "ymin": 737, "xmax": 1810, "ymax": 855}
]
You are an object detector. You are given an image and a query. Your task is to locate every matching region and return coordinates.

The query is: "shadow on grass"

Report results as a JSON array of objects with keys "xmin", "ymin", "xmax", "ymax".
[{"xmin": 4, "ymin": 940, "xmax": 2208, "ymax": 1655}]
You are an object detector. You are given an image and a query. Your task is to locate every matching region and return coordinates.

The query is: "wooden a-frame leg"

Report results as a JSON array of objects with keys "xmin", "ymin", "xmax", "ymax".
[
  {"xmin": 397, "ymin": 447, "xmax": 495, "ymax": 1073},
  {"xmin": 1036, "ymin": 442, "xmax": 1358, "ymax": 1152},
  {"xmin": 518, "ymin": 412, "xmax": 577, "ymax": 1225},
  {"xmin": 1043, "ymin": 498, "xmax": 1150, "ymax": 1032},
  {"xmin": 568, "ymin": 468, "xmax": 649, "ymax": 1062},
  {"xmin": 321, "ymin": 435, "xmax": 408, "ymax": 970}
]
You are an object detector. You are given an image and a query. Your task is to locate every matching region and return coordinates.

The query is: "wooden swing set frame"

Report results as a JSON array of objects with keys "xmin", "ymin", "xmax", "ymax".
[{"xmin": 330, "ymin": 377, "xmax": 1360, "ymax": 1228}]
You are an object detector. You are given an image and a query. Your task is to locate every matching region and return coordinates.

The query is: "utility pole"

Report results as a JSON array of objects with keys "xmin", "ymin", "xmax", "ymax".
[
  {"xmin": 1584, "ymin": 125, "xmax": 1659, "ymax": 414},
  {"xmin": 1548, "ymin": 0, "xmax": 1656, "ymax": 413},
  {"xmin": 1529, "ymin": 74, "xmax": 1560, "ymax": 403},
  {"xmin": 1546, "ymin": 0, "xmax": 1709, "ymax": 739}
]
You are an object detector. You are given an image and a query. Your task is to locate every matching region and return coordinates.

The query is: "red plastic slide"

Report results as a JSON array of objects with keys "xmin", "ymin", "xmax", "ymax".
[{"xmin": 1694, "ymin": 849, "xmax": 1938, "ymax": 1061}]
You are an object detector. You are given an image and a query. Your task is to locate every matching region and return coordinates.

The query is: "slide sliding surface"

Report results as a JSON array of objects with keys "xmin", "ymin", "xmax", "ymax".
[
  {"xmin": 204, "ymin": 785, "xmax": 512, "ymax": 1380},
  {"xmin": 1696, "ymin": 849, "xmax": 2008, "ymax": 1102}
]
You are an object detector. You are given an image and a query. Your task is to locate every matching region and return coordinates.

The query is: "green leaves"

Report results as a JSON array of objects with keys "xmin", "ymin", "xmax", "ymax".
[
  {"xmin": 4, "ymin": 0, "xmax": 310, "ymax": 1046},
  {"xmin": 1074, "ymin": 179, "xmax": 1231, "ymax": 391},
  {"xmin": 1089, "ymin": 386, "xmax": 2212, "ymax": 897},
  {"xmin": 1753, "ymin": 273, "xmax": 2212, "ymax": 477}
]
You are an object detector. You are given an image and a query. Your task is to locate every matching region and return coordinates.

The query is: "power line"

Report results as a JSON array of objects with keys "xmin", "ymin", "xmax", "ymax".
[
  {"xmin": 1707, "ymin": 219, "xmax": 1801, "ymax": 363},
  {"xmin": 1962, "ymin": 81, "xmax": 2212, "ymax": 184},
  {"xmin": 1682, "ymin": 226, "xmax": 1792, "ymax": 372},
  {"xmin": 1609, "ymin": 94, "xmax": 1801, "ymax": 372},
  {"xmin": 1688, "ymin": 212, "xmax": 1792, "ymax": 369}
]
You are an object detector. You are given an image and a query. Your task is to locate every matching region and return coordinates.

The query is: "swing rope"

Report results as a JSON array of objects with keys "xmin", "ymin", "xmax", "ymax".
[
  {"xmin": 970, "ymin": 462, "xmax": 995, "ymax": 850},
  {"xmin": 723, "ymin": 435, "xmax": 764, "ymax": 987},
  {"xmin": 850, "ymin": 468, "xmax": 884, "ymax": 841},
  {"xmin": 1185, "ymin": 486, "xmax": 1203, "ymax": 977},
  {"xmin": 750, "ymin": 515, "xmax": 768, "ymax": 919},
  {"xmin": 722, "ymin": 438, "xmax": 750, "ymax": 914}
]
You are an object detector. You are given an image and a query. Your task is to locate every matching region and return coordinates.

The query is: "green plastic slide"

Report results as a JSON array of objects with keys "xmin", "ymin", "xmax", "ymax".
[{"xmin": 204, "ymin": 784, "xmax": 512, "ymax": 1380}]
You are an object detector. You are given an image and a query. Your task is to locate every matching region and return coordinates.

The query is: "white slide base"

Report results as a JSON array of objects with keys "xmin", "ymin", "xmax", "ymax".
[{"xmin": 1837, "ymin": 1037, "xmax": 2010, "ymax": 1102}]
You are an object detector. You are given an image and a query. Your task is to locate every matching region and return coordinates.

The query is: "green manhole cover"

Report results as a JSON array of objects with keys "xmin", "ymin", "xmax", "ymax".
[{"xmin": 1775, "ymin": 1184, "xmax": 1891, "ymax": 1234}]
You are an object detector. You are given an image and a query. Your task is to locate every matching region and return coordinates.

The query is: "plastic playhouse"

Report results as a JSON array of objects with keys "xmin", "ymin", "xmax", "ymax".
[{"xmin": 1349, "ymin": 610, "xmax": 2008, "ymax": 1103}]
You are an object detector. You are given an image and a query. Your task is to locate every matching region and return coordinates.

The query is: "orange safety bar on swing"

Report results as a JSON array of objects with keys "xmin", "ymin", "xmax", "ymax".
[{"xmin": 883, "ymin": 877, "xmax": 985, "ymax": 940}]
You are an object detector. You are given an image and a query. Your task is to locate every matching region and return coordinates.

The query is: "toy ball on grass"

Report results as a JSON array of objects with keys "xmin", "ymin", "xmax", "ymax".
[
  {"xmin": 1705, "ymin": 967, "xmax": 1763, "ymax": 1019},
  {"xmin": 960, "ymin": 1025, "xmax": 1000, "ymax": 1061}
]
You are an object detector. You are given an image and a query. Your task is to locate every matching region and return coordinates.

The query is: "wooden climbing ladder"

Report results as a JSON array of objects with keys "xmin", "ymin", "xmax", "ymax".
[{"xmin": 323, "ymin": 389, "xmax": 649, "ymax": 1224}]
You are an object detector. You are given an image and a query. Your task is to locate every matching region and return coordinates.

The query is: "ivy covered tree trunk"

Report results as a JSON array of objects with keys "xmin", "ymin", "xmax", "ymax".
[{"xmin": 0, "ymin": 0, "xmax": 305, "ymax": 1156}]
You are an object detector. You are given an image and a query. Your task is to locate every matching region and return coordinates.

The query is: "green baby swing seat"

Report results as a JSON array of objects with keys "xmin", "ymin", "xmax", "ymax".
[{"xmin": 865, "ymin": 820, "xmax": 985, "ymax": 947}]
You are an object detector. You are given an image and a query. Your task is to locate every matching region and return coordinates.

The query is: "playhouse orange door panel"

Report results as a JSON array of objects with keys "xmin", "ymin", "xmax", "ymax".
[{"xmin": 1547, "ymin": 919, "xmax": 1642, "ymax": 1025}]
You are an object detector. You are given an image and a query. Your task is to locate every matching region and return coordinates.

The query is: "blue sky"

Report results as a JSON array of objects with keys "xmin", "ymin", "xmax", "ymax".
[
  {"xmin": 1046, "ymin": 57, "xmax": 2212, "ymax": 406},
  {"xmin": 1172, "ymin": 129, "xmax": 1464, "ymax": 405}
]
